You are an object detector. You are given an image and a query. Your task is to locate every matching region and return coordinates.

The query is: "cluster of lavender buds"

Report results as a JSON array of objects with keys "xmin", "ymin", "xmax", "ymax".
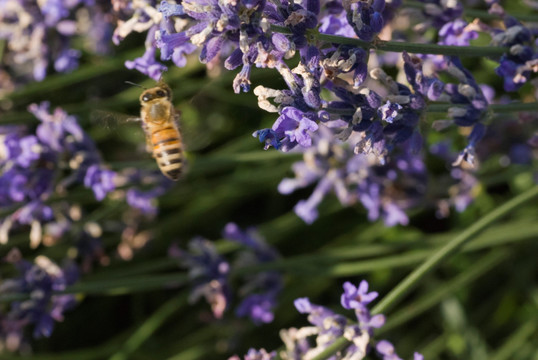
[
  {"xmin": 230, "ymin": 280, "xmax": 423, "ymax": 360},
  {"xmin": 0, "ymin": 102, "xmax": 116, "ymax": 248},
  {"xmin": 0, "ymin": 0, "xmax": 113, "ymax": 84},
  {"xmin": 0, "ymin": 249, "xmax": 78, "ymax": 352},
  {"xmin": 0, "ymin": 102, "xmax": 175, "ymax": 257},
  {"xmin": 169, "ymin": 222, "xmax": 282, "ymax": 324},
  {"xmin": 111, "ymin": 0, "xmax": 537, "ymax": 224},
  {"xmin": 0, "ymin": 102, "xmax": 179, "ymax": 351}
]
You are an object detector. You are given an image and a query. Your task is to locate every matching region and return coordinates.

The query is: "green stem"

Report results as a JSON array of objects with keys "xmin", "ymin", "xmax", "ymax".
[
  {"xmin": 404, "ymin": 0, "xmax": 538, "ymax": 22},
  {"xmin": 310, "ymin": 185, "xmax": 538, "ymax": 360},
  {"xmin": 328, "ymin": 102, "xmax": 538, "ymax": 116},
  {"xmin": 310, "ymin": 338, "xmax": 350, "ymax": 360},
  {"xmin": 380, "ymin": 249, "xmax": 510, "ymax": 333},
  {"xmin": 3, "ymin": 48, "xmax": 138, "ymax": 101},
  {"xmin": 372, "ymin": 185, "xmax": 538, "ymax": 315},
  {"xmin": 427, "ymin": 102, "xmax": 538, "ymax": 113},
  {"xmin": 108, "ymin": 293, "xmax": 188, "ymax": 360},
  {"xmin": 489, "ymin": 318, "xmax": 538, "ymax": 360},
  {"xmin": 61, "ymin": 273, "xmax": 188, "ymax": 296},
  {"xmin": 271, "ymin": 25, "xmax": 508, "ymax": 57},
  {"xmin": 0, "ymin": 39, "xmax": 5, "ymax": 63},
  {"xmin": 87, "ymin": 258, "xmax": 179, "ymax": 280},
  {"xmin": 233, "ymin": 217, "xmax": 538, "ymax": 276}
]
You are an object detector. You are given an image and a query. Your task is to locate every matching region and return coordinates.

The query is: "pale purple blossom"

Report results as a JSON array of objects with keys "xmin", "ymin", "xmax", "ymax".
[
  {"xmin": 438, "ymin": 19, "xmax": 478, "ymax": 46},
  {"xmin": 125, "ymin": 45, "xmax": 168, "ymax": 81},
  {"xmin": 0, "ymin": 249, "xmax": 79, "ymax": 350},
  {"xmin": 0, "ymin": 0, "xmax": 113, "ymax": 84},
  {"xmin": 341, "ymin": 280, "xmax": 379, "ymax": 310},
  {"xmin": 171, "ymin": 224, "xmax": 282, "ymax": 324},
  {"xmin": 0, "ymin": 103, "xmax": 116, "ymax": 246}
]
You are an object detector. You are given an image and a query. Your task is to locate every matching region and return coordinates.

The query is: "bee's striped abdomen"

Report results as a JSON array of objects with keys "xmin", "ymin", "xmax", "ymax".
[{"xmin": 150, "ymin": 126, "xmax": 183, "ymax": 180}]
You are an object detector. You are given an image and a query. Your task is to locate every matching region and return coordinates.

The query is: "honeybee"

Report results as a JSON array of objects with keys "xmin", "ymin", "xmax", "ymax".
[{"xmin": 133, "ymin": 80, "xmax": 184, "ymax": 181}]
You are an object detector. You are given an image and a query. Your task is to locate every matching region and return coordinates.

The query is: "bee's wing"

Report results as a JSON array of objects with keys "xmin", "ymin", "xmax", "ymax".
[
  {"xmin": 171, "ymin": 107, "xmax": 209, "ymax": 152},
  {"xmin": 90, "ymin": 110, "xmax": 141, "ymax": 130}
]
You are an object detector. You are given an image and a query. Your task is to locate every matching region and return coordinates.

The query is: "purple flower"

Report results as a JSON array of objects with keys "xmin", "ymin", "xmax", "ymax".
[
  {"xmin": 233, "ymin": 64, "xmax": 252, "ymax": 93},
  {"xmin": 236, "ymin": 294, "xmax": 276, "ymax": 324},
  {"xmin": 223, "ymin": 222, "xmax": 277, "ymax": 259},
  {"xmin": 438, "ymin": 20, "xmax": 478, "ymax": 46},
  {"xmin": 125, "ymin": 45, "xmax": 168, "ymax": 81},
  {"xmin": 29, "ymin": 102, "xmax": 85, "ymax": 152},
  {"xmin": 495, "ymin": 48, "xmax": 536, "ymax": 92},
  {"xmin": 453, "ymin": 123, "xmax": 486, "ymax": 168},
  {"xmin": 417, "ymin": 0, "xmax": 463, "ymax": 29},
  {"xmin": 376, "ymin": 340, "xmax": 403, "ymax": 360},
  {"xmin": 272, "ymin": 107, "xmax": 319, "ymax": 148},
  {"xmin": 402, "ymin": 52, "xmax": 444, "ymax": 101},
  {"xmin": 171, "ymin": 223, "xmax": 282, "ymax": 324},
  {"xmin": 158, "ymin": 0, "xmax": 185, "ymax": 18},
  {"xmin": 16, "ymin": 136, "xmax": 41, "ymax": 168},
  {"xmin": 252, "ymin": 129, "xmax": 282, "ymax": 150},
  {"xmin": 268, "ymin": 1, "xmax": 318, "ymax": 49},
  {"xmin": 341, "ymin": 280, "xmax": 379, "ymax": 310},
  {"xmin": 444, "ymin": 57, "xmax": 489, "ymax": 127},
  {"xmin": 319, "ymin": 2, "xmax": 356, "ymax": 38},
  {"xmin": 229, "ymin": 348, "xmax": 276, "ymax": 360},
  {"xmin": 54, "ymin": 48, "xmax": 81, "ymax": 73},
  {"xmin": 509, "ymin": 143, "xmax": 533, "ymax": 164},
  {"xmin": 123, "ymin": 171, "xmax": 174, "ymax": 215},
  {"xmin": 169, "ymin": 238, "xmax": 231, "ymax": 319},
  {"xmin": 180, "ymin": 0, "xmax": 270, "ymax": 89},
  {"xmin": 379, "ymin": 101, "xmax": 403, "ymax": 123},
  {"xmin": 0, "ymin": 103, "xmax": 117, "ymax": 245},
  {"xmin": 0, "ymin": 249, "xmax": 79, "ymax": 349},
  {"xmin": 126, "ymin": 188, "xmax": 158, "ymax": 216},
  {"xmin": 273, "ymin": 281, "xmax": 424, "ymax": 359},
  {"xmin": 356, "ymin": 307, "xmax": 385, "ymax": 333},
  {"xmin": 490, "ymin": 18, "xmax": 537, "ymax": 91},
  {"xmin": 223, "ymin": 223, "xmax": 282, "ymax": 324},
  {"xmin": 17, "ymin": 201, "xmax": 53, "ymax": 225},
  {"xmin": 322, "ymin": 45, "xmax": 368, "ymax": 87},
  {"xmin": 0, "ymin": 0, "xmax": 113, "ymax": 83},
  {"xmin": 276, "ymin": 122, "xmax": 426, "ymax": 225},
  {"xmin": 293, "ymin": 176, "xmax": 332, "ymax": 224},
  {"xmin": 359, "ymin": 180, "xmax": 411, "ymax": 227},
  {"xmin": 376, "ymin": 340, "xmax": 424, "ymax": 360},
  {"xmin": 294, "ymin": 297, "xmax": 347, "ymax": 335},
  {"xmin": 83, "ymin": 165, "xmax": 116, "ymax": 201},
  {"xmin": 345, "ymin": 0, "xmax": 386, "ymax": 41},
  {"xmin": 157, "ymin": 31, "xmax": 197, "ymax": 68}
]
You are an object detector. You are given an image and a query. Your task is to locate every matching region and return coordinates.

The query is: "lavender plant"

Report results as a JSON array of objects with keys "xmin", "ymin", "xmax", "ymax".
[
  {"xmin": 0, "ymin": 249, "xmax": 78, "ymax": 352},
  {"xmin": 230, "ymin": 280, "xmax": 422, "ymax": 360},
  {"xmin": 169, "ymin": 222, "xmax": 283, "ymax": 324},
  {"xmin": 109, "ymin": 0, "xmax": 538, "ymax": 225},
  {"xmin": 0, "ymin": 0, "xmax": 113, "ymax": 85}
]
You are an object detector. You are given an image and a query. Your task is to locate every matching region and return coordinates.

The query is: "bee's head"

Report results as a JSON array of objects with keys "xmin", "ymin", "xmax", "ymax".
[{"xmin": 140, "ymin": 83, "xmax": 172, "ymax": 103}]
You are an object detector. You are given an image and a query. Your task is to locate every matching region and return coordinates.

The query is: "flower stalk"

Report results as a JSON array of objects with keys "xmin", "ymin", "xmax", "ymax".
[
  {"xmin": 307, "ymin": 185, "xmax": 538, "ymax": 360},
  {"xmin": 271, "ymin": 25, "xmax": 509, "ymax": 57},
  {"xmin": 372, "ymin": 185, "xmax": 538, "ymax": 315}
]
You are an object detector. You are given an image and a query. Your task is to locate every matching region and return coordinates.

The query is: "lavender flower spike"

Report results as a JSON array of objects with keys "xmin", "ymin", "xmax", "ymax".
[{"xmin": 0, "ymin": 249, "xmax": 78, "ymax": 350}]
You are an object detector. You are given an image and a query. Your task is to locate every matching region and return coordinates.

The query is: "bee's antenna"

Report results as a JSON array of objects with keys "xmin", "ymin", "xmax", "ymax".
[
  {"xmin": 125, "ymin": 81, "xmax": 147, "ymax": 89},
  {"xmin": 157, "ymin": 71, "xmax": 167, "ymax": 85}
]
